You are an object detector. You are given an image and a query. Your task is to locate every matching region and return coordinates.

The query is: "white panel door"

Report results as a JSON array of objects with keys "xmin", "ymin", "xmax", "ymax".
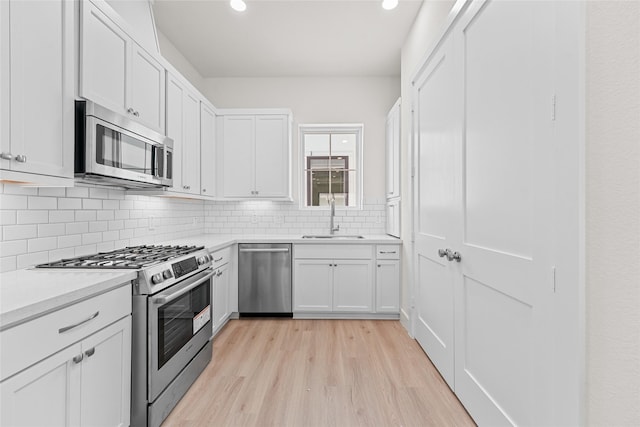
[
  {"xmin": 7, "ymin": 0, "xmax": 73, "ymax": 178},
  {"xmin": 200, "ymin": 102, "xmax": 216, "ymax": 196},
  {"xmin": 332, "ymin": 260, "xmax": 373, "ymax": 312},
  {"xmin": 453, "ymin": 1, "xmax": 555, "ymax": 425},
  {"xmin": 80, "ymin": 2, "xmax": 128, "ymax": 115},
  {"xmin": 222, "ymin": 116, "xmax": 255, "ymax": 197},
  {"xmin": 213, "ymin": 264, "xmax": 230, "ymax": 329},
  {"xmin": 181, "ymin": 90, "xmax": 201, "ymax": 195},
  {"xmin": 166, "ymin": 74, "xmax": 184, "ymax": 192},
  {"xmin": 130, "ymin": 44, "xmax": 165, "ymax": 133},
  {"xmin": 412, "ymin": 36, "xmax": 458, "ymax": 389},
  {"xmin": 0, "ymin": 342, "xmax": 81, "ymax": 426},
  {"xmin": 293, "ymin": 260, "xmax": 332, "ymax": 312},
  {"xmin": 80, "ymin": 317, "xmax": 131, "ymax": 427},
  {"xmin": 255, "ymin": 115, "xmax": 289, "ymax": 197}
]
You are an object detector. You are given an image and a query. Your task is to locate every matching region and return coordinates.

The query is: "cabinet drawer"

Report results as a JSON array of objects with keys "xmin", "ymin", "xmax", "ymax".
[
  {"xmin": 210, "ymin": 246, "xmax": 232, "ymax": 269},
  {"xmin": 0, "ymin": 284, "xmax": 131, "ymax": 381},
  {"xmin": 376, "ymin": 245, "xmax": 401, "ymax": 260},
  {"xmin": 295, "ymin": 244, "xmax": 372, "ymax": 260}
]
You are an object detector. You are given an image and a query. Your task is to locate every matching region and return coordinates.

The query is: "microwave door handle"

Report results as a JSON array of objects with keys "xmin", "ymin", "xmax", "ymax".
[{"xmin": 152, "ymin": 268, "xmax": 215, "ymax": 305}]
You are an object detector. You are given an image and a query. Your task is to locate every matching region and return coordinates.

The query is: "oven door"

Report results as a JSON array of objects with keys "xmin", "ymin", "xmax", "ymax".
[{"xmin": 148, "ymin": 267, "xmax": 214, "ymax": 401}]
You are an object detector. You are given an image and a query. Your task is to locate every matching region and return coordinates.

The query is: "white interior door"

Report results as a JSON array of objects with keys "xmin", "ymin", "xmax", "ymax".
[
  {"xmin": 412, "ymin": 36, "xmax": 458, "ymax": 389},
  {"xmin": 452, "ymin": 1, "xmax": 555, "ymax": 425}
]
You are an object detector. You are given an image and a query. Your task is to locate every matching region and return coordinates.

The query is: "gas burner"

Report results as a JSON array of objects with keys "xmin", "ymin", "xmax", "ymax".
[{"xmin": 36, "ymin": 244, "xmax": 206, "ymax": 270}]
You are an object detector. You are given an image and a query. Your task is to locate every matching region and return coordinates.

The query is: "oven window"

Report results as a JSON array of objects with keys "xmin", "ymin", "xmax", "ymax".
[
  {"xmin": 96, "ymin": 124, "xmax": 153, "ymax": 175},
  {"xmin": 157, "ymin": 280, "xmax": 211, "ymax": 368}
]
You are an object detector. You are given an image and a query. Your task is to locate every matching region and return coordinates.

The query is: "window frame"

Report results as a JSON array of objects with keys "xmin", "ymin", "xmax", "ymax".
[{"xmin": 298, "ymin": 124, "xmax": 364, "ymax": 210}]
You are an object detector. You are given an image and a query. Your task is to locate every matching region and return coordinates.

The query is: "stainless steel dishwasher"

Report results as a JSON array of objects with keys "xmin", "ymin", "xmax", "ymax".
[{"xmin": 238, "ymin": 243, "xmax": 292, "ymax": 316}]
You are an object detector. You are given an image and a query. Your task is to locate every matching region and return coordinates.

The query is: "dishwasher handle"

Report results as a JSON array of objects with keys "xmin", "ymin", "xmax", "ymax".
[{"xmin": 239, "ymin": 248, "xmax": 290, "ymax": 253}]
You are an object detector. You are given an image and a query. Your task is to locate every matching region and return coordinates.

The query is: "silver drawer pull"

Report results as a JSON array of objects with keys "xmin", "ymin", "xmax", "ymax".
[
  {"xmin": 380, "ymin": 251, "xmax": 397, "ymax": 254},
  {"xmin": 213, "ymin": 257, "xmax": 223, "ymax": 262},
  {"xmin": 58, "ymin": 311, "xmax": 100, "ymax": 334},
  {"xmin": 72, "ymin": 354, "xmax": 84, "ymax": 364},
  {"xmin": 85, "ymin": 347, "xmax": 96, "ymax": 358},
  {"xmin": 0, "ymin": 152, "xmax": 13, "ymax": 160},
  {"xmin": 239, "ymin": 248, "xmax": 289, "ymax": 253}
]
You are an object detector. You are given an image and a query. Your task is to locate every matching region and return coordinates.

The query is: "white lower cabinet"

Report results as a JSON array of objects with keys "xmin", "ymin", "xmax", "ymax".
[
  {"xmin": 211, "ymin": 246, "xmax": 234, "ymax": 337},
  {"xmin": 294, "ymin": 244, "xmax": 398, "ymax": 315},
  {"xmin": 0, "ymin": 285, "xmax": 132, "ymax": 427}
]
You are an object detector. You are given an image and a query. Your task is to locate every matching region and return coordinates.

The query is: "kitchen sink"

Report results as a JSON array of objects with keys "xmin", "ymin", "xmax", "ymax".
[{"xmin": 301, "ymin": 235, "xmax": 365, "ymax": 239}]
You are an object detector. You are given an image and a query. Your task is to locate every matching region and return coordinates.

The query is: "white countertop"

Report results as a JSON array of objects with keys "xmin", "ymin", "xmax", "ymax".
[
  {"xmin": 160, "ymin": 234, "xmax": 402, "ymax": 252},
  {"xmin": 0, "ymin": 233, "xmax": 401, "ymax": 330},
  {"xmin": 0, "ymin": 269, "xmax": 136, "ymax": 330}
]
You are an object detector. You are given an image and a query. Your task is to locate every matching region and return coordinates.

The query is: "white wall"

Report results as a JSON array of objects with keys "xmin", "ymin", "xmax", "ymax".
[
  {"xmin": 203, "ymin": 77, "xmax": 399, "ymax": 205},
  {"xmin": 585, "ymin": 1, "xmax": 640, "ymax": 425},
  {"xmin": 157, "ymin": 31, "xmax": 207, "ymax": 95},
  {"xmin": 398, "ymin": 0, "xmax": 456, "ymax": 329}
]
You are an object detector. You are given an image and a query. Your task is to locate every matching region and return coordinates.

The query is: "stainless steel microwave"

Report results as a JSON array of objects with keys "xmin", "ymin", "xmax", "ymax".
[{"xmin": 75, "ymin": 100, "xmax": 173, "ymax": 188}]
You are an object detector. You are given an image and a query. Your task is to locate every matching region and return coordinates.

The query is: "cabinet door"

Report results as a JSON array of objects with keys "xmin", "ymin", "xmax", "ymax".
[
  {"xmin": 386, "ymin": 199, "xmax": 400, "ymax": 237},
  {"xmin": 166, "ymin": 73, "xmax": 184, "ymax": 192},
  {"xmin": 332, "ymin": 260, "xmax": 373, "ymax": 312},
  {"xmin": 5, "ymin": 0, "xmax": 73, "ymax": 178},
  {"xmin": 293, "ymin": 260, "xmax": 332, "ymax": 312},
  {"xmin": 386, "ymin": 100, "xmax": 401, "ymax": 199},
  {"xmin": 213, "ymin": 264, "xmax": 230, "ymax": 331},
  {"xmin": 80, "ymin": 1, "xmax": 128, "ymax": 115},
  {"xmin": 80, "ymin": 316, "xmax": 131, "ymax": 427},
  {"xmin": 0, "ymin": 342, "xmax": 82, "ymax": 426},
  {"xmin": 255, "ymin": 115, "xmax": 289, "ymax": 197},
  {"xmin": 130, "ymin": 44, "xmax": 165, "ymax": 133},
  {"xmin": 200, "ymin": 102, "xmax": 216, "ymax": 196},
  {"xmin": 376, "ymin": 260, "xmax": 400, "ymax": 312},
  {"xmin": 181, "ymin": 90, "xmax": 201, "ymax": 194},
  {"xmin": 222, "ymin": 116, "xmax": 255, "ymax": 197}
]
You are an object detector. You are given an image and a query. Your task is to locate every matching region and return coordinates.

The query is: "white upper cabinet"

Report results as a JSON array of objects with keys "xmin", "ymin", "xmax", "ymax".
[
  {"xmin": 386, "ymin": 98, "xmax": 401, "ymax": 200},
  {"xmin": 166, "ymin": 73, "xmax": 185, "ymax": 191},
  {"xmin": 200, "ymin": 102, "xmax": 216, "ymax": 197},
  {"xmin": 218, "ymin": 111, "xmax": 292, "ymax": 200},
  {"xmin": 0, "ymin": 0, "xmax": 74, "ymax": 185},
  {"xmin": 80, "ymin": 1, "xmax": 165, "ymax": 133}
]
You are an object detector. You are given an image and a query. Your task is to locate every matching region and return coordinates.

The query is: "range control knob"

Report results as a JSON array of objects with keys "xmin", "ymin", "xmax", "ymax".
[
  {"xmin": 162, "ymin": 269, "xmax": 173, "ymax": 279},
  {"xmin": 197, "ymin": 255, "xmax": 210, "ymax": 265},
  {"xmin": 151, "ymin": 273, "xmax": 164, "ymax": 284}
]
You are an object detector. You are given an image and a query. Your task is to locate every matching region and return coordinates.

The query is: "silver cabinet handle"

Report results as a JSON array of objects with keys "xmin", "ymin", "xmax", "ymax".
[
  {"xmin": 127, "ymin": 107, "xmax": 135, "ymax": 114},
  {"xmin": 239, "ymin": 248, "xmax": 289, "ymax": 253},
  {"xmin": 213, "ymin": 257, "xmax": 223, "ymax": 262},
  {"xmin": 85, "ymin": 347, "xmax": 95, "ymax": 357},
  {"xmin": 438, "ymin": 249, "xmax": 447, "ymax": 258},
  {"xmin": 202, "ymin": 188, "xmax": 207, "ymax": 192},
  {"xmin": 58, "ymin": 311, "xmax": 100, "ymax": 334},
  {"xmin": 152, "ymin": 268, "xmax": 214, "ymax": 304},
  {"xmin": 380, "ymin": 251, "xmax": 397, "ymax": 254},
  {"xmin": 73, "ymin": 354, "xmax": 84, "ymax": 364},
  {"xmin": 15, "ymin": 154, "xmax": 27, "ymax": 163},
  {"xmin": 133, "ymin": 111, "xmax": 140, "ymax": 117},
  {"xmin": 451, "ymin": 251, "xmax": 462, "ymax": 262},
  {"xmin": 0, "ymin": 152, "xmax": 12, "ymax": 160}
]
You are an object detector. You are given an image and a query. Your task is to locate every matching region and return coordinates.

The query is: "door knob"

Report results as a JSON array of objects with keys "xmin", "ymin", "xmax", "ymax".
[{"xmin": 438, "ymin": 249, "xmax": 447, "ymax": 258}]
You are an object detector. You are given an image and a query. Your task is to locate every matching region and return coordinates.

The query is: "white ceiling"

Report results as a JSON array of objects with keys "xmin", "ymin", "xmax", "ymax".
[{"xmin": 152, "ymin": 0, "xmax": 423, "ymax": 78}]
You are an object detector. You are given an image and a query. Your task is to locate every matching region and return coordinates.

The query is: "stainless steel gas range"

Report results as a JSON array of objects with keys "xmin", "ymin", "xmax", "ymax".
[{"xmin": 38, "ymin": 245, "xmax": 214, "ymax": 427}]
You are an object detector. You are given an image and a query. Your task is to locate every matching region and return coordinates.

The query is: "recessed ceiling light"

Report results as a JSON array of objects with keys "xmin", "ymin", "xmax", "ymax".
[
  {"xmin": 230, "ymin": 0, "xmax": 247, "ymax": 12},
  {"xmin": 382, "ymin": 0, "xmax": 398, "ymax": 10}
]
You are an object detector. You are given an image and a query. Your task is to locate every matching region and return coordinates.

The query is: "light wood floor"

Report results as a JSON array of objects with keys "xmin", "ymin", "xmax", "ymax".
[{"xmin": 163, "ymin": 319, "xmax": 475, "ymax": 427}]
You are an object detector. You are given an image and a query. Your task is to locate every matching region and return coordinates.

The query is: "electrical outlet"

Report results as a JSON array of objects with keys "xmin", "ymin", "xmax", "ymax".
[{"xmin": 251, "ymin": 213, "xmax": 258, "ymax": 224}]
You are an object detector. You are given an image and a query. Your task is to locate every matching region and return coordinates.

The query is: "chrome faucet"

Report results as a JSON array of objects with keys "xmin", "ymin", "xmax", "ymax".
[{"xmin": 329, "ymin": 194, "xmax": 340, "ymax": 235}]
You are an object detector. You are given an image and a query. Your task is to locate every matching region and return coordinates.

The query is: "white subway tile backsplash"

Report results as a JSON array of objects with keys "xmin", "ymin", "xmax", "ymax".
[
  {"xmin": 49, "ymin": 210, "xmax": 75, "ymax": 223},
  {"xmin": 28, "ymin": 196, "xmax": 57, "ymax": 210},
  {"xmin": 1, "ymin": 185, "xmax": 384, "ymax": 272},
  {"xmin": 0, "ymin": 194, "xmax": 28, "ymax": 210},
  {"xmin": 38, "ymin": 223, "xmax": 66, "ymax": 237},
  {"xmin": 17, "ymin": 210, "xmax": 49, "ymax": 224},
  {"xmin": 27, "ymin": 237, "xmax": 58, "ymax": 252},
  {"xmin": 82, "ymin": 199, "xmax": 102, "ymax": 210},
  {"xmin": 3, "ymin": 224, "xmax": 38, "ymax": 241}
]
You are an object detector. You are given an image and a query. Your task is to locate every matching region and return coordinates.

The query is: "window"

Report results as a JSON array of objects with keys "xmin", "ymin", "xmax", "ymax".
[{"xmin": 300, "ymin": 124, "xmax": 363, "ymax": 208}]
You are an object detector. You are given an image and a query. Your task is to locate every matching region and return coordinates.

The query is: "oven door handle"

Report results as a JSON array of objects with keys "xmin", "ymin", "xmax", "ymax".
[{"xmin": 152, "ymin": 268, "xmax": 214, "ymax": 305}]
